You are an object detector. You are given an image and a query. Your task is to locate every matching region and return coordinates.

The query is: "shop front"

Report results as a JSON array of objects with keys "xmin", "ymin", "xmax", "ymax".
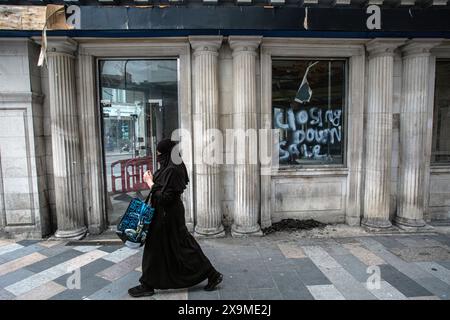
[{"xmin": 0, "ymin": 2, "xmax": 450, "ymax": 239}]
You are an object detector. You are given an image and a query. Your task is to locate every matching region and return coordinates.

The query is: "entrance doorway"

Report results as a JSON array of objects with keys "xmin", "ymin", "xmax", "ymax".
[{"xmin": 98, "ymin": 59, "xmax": 179, "ymax": 225}]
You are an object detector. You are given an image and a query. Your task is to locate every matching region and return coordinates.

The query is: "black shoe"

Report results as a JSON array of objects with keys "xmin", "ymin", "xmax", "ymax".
[
  {"xmin": 204, "ymin": 272, "xmax": 223, "ymax": 291},
  {"xmin": 128, "ymin": 284, "xmax": 155, "ymax": 298}
]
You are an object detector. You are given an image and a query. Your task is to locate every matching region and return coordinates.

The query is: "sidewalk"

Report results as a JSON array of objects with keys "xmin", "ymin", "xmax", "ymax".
[{"xmin": 0, "ymin": 225, "xmax": 450, "ymax": 300}]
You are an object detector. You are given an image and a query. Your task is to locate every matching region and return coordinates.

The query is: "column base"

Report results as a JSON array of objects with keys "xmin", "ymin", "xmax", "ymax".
[
  {"xmin": 194, "ymin": 225, "xmax": 226, "ymax": 238},
  {"xmin": 361, "ymin": 217, "xmax": 392, "ymax": 229},
  {"xmin": 394, "ymin": 216, "xmax": 426, "ymax": 230},
  {"xmin": 346, "ymin": 216, "xmax": 362, "ymax": 227},
  {"xmin": 54, "ymin": 226, "xmax": 87, "ymax": 240},
  {"xmin": 231, "ymin": 224, "xmax": 263, "ymax": 237},
  {"xmin": 185, "ymin": 222, "xmax": 195, "ymax": 233}
]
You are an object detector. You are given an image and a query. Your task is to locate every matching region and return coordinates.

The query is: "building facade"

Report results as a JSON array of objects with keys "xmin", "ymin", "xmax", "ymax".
[{"xmin": 0, "ymin": 1, "xmax": 449, "ymax": 239}]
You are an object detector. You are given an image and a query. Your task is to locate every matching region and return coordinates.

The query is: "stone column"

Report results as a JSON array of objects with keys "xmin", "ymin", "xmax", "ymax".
[
  {"xmin": 229, "ymin": 36, "xmax": 263, "ymax": 237},
  {"xmin": 362, "ymin": 39, "xmax": 405, "ymax": 229},
  {"xmin": 47, "ymin": 38, "xmax": 87, "ymax": 239},
  {"xmin": 189, "ymin": 36, "xmax": 225, "ymax": 237},
  {"xmin": 395, "ymin": 39, "xmax": 442, "ymax": 229}
]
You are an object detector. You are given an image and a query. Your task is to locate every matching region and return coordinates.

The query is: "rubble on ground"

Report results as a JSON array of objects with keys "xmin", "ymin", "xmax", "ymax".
[{"xmin": 262, "ymin": 219, "xmax": 327, "ymax": 235}]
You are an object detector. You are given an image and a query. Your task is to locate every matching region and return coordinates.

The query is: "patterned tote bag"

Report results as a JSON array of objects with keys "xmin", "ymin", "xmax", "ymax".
[{"xmin": 116, "ymin": 192, "xmax": 155, "ymax": 249}]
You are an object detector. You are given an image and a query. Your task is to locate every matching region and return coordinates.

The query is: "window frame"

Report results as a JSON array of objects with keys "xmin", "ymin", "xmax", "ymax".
[
  {"xmin": 271, "ymin": 57, "xmax": 349, "ymax": 168},
  {"xmin": 431, "ymin": 58, "xmax": 450, "ymax": 166}
]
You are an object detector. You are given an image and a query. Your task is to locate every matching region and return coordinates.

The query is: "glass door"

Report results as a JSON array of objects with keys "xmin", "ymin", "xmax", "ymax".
[{"xmin": 99, "ymin": 59, "xmax": 179, "ymax": 225}]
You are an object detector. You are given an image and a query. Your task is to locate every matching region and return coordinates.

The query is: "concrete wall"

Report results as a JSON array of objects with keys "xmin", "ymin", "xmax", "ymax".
[
  {"xmin": 1, "ymin": 37, "xmax": 450, "ymax": 238},
  {"xmin": 0, "ymin": 39, "xmax": 51, "ymax": 238}
]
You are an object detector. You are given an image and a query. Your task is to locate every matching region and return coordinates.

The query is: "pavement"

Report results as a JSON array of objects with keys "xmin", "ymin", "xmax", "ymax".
[{"xmin": 1, "ymin": 225, "xmax": 450, "ymax": 300}]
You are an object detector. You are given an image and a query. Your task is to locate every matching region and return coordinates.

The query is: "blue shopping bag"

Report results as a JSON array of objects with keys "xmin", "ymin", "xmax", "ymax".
[{"xmin": 116, "ymin": 193, "xmax": 155, "ymax": 249}]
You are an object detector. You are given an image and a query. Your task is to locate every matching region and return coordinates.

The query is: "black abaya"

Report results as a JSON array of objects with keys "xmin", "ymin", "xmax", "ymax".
[{"xmin": 139, "ymin": 154, "xmax": 216, "ymax": 290}]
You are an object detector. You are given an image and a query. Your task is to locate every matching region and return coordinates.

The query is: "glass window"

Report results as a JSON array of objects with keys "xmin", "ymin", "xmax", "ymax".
[
  {"xmin": 432, "ymin": 60, "xmax": 450, "ymax": 165},
  {"xmin": 272, "ymin": 59, "xmax": 347, "ymax": 166},
  {"xmin": 99, "ymin": 59, "xmax": 179, "ymax": 224}
]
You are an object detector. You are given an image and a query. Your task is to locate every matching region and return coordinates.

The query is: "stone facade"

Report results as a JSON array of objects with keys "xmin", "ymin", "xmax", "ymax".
[{"xmin": 1, "ymin": 36, "xmax": 450, "ymax": 239}]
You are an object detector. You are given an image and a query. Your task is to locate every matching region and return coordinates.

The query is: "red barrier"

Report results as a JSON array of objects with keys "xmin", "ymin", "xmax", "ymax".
[{"xmin": 111, "ymin": 156, "xmax": 153, "ymax": 194}]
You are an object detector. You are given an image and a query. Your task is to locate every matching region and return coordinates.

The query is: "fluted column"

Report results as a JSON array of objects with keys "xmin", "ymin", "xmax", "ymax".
[
  {"xmin": 362, "ymin": 39, "xmax": 406, "ymax": 229},
  {"xmin": 395, "ymin": 39, "xmax": 442, "ymax": 229},
  {"xmin": 189, "ymin": 36, "xmax": 225, "ymax": 237},
  {"xmin": 229, "ymin": 36, "xmax": 263, "ymax": 237},
  {"xmin": 47, "ymin": 38, "xmax": 87, "ymax": 239}
]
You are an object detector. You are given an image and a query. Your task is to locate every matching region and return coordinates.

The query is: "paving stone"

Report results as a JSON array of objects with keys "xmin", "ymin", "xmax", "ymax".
[
  {"xmin": 302, "ymin": 246, "xmax": 376, "ymax": 300},
  {"xmin": 154, "ymin": 288, "xmax": 188, "ymax": 300},
  {"xmin": 379, "ymin": 265, "xmax": 433, "ymax": 298},
  {"xmin": 390, "ymin": 246, "xmax": 450, "ymax": 263},
  {"xmin": 72, "ymin": 245, "xmax": 102, "ymax": 253},
  {"xmin": 372, "ymin": 236, "xmax": 407, "ymax": 250},
  {"xmin": 220, "ymin": 272, "xmax": 247, "ymax": 290},
  {"xmin": 333, "ymin": 238, "xmax": 361, "ymax": 245},
  {"xmin": 321, "ymin": 244, "xmax": 350, "ymax": 256},
  {"xmin": 97, "ymin": 245, "xmax": 123, "ymax": 253},
  {"xmin": 188, "ymin": 284, "xmax": 220, "ymax": 300},
  {"xmin": 0, "ymin": 252, "xmax": 47, "ymax": 277},
  {"xmin": 249, "ymin": 287, "xmax": 283, "ymax": 300},
  {"xmin": 50, "ymin": 275, "xmax": 112, "ymax": 300},
  {"xmin": 408, "ymin": 296, "xmax": 441, "ymax": 300},
  {"xmin": 102, "ymin": 247, "xmax": 139, "ymax": 263},
  {"xmin": 357, "ymin": 237, "xmax": 435, "ymax": 280},
  {"xmin": 278, "ymin": 243, "xmax": 305, "ymax": 258},
  {"xmin": 307, "ymin": 284, "xmax": 345, "ymax": 300},
  {"xmin": 219, "ymin": 288, "xmax": 251, "ymax": 300},
  {"xmin": 39, "ymin": 241, "xmax": 65, "ymax": 248},
  {"xmin": 437, "ymin": 260, "xmax": 450, "ymax": 271},
  {"xmin": 245, "ymin": 268, "xmax": 276, "ymax": 289},
  {"xmin": 96, "ymin": 253, "xmax": 142, "ymax": 282},
  {"xmin": 0, "ymin": 268, "xmax": 35, "ymax": 288},
  {"xmin": 53, "ymin": 258, "xmax": 115, "ymax": 287},
  {"xmin": 412, "ymin": 276, "xmax": 450, "ymax": 300},
  {"xmin": 16, "ymin": 240, "xmax": 41, "ymax": 247},
  {"xmin": 289, "ymin": 258, "xmax": 331, "ymax": 286},
  {"xmin": 364, "ymin": 280, "xmax": 407, "ymax": 300},
  {"xmin": 324, "ymin": 253, "xmax": 371, "ymax": 283},
  {"xmin": 0, "ymin": 287, "xmax": 15, "ymax": 300},
  {"xmin": 343, "ymin": 243, "xmax": 385, "ymax": 266},
  {"xmin": 0, "ymin": 243, "xmax": 24, "ymax": 256},
  {"xmin": 38, "ymin": 243, "xmax": 73, "ymax": 257},
  {"xmin": 429, "ymin": 235, "xmax": 450, "ymax": 248},
  {"xmin": 271, "ymin": 271, "xmax": 314, "ymax": 300},
  {"xmin": 0, "ymin": 244, "xmax": 46, "ymax": 263},
  {"xmin": 25, "ymin": 249, "xmax": 84, "ymax": 273},
  {"xmin": 415, "ymin": 261, "xmax": 450, "ymax": 285},
  {"xmin": 88, "ymin": 271, "xmax": 141, "ymax": 300},
  {"xmin": 15, "ymin": 281, "xmax": 66, "ymax": 300},
  {"xmin": 5, "ymin": 250, "xmax": 108, "ymax": 296}
]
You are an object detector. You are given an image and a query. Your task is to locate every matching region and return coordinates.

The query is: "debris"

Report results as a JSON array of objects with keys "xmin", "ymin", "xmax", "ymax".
[{"xmin": 262, "ymin": 219, "xmax": 327, "ymax": 235}]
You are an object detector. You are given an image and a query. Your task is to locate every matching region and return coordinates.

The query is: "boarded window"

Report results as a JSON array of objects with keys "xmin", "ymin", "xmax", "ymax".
[{"xmin": 272, "ymin": 59, "xmax": 347, "ymax": 166}]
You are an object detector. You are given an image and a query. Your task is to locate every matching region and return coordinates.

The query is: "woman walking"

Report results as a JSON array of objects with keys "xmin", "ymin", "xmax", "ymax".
[{"xmin": 128, "ymin": 138, "xmax": 223, "ymax": 297}]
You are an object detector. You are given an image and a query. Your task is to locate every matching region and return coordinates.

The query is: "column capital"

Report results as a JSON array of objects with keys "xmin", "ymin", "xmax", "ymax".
[
  {"xmin": 46, "ymin": 37, "xmax": 78, "ymax": 56},
  {"xmin": 401, "ymin": 39, "xmax": 444, "ymax": 58},
  {"xmin": 229, "ymin": 36, "xmax": 262, "ymax": 55},
  {"xmin": 189, "ymin": 36, "xmax": 223, "ymax": 55},
  {"xmin": 366, "ymin": 38, "xmax": 407, "ymax": 58}
]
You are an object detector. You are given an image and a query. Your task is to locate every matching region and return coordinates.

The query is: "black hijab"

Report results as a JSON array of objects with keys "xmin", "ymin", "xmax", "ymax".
[{"xmin": 152, "ymin": 138, "xmax": 189, "ymax": 194}]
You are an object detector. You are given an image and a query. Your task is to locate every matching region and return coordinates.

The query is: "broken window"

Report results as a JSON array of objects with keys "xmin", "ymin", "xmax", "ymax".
[
  {"xmin": 432, "ymin": 60, "xmax": 450, "ymax": 165},
  {"xmin": 272, "ymin": 59, "xmax": 347, "ymax": 166}
]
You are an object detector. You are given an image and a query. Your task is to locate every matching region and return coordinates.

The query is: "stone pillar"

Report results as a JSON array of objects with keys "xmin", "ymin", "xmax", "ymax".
[
  {"xmin": 47, "ymin": 38, "xmax": 87, "ymax": 239},
  {"xmin": 229, "ymin": 36, "xmax": 263, "ymax": 237},
  {"xmin": 189, "ymin": 36, "xmax": 225, "ymax": 237},
  {"xmin": 395, "ymin": 39, "xmax": 442, "ymax": 229},
  {"xmin": 362, "ymin": 39, "xmax": 405, "ymax": 229}
]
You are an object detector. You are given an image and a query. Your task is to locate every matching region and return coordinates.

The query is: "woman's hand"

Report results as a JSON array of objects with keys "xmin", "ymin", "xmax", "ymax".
[{"xmin": 143, "ymin": 170, "xmax": 154, "ymax": 188}]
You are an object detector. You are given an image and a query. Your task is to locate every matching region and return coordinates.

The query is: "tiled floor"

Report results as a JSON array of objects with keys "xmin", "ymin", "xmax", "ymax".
[{"xmin": 0, "ymin": 232, "xmax": 450, "ymax": 300}]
